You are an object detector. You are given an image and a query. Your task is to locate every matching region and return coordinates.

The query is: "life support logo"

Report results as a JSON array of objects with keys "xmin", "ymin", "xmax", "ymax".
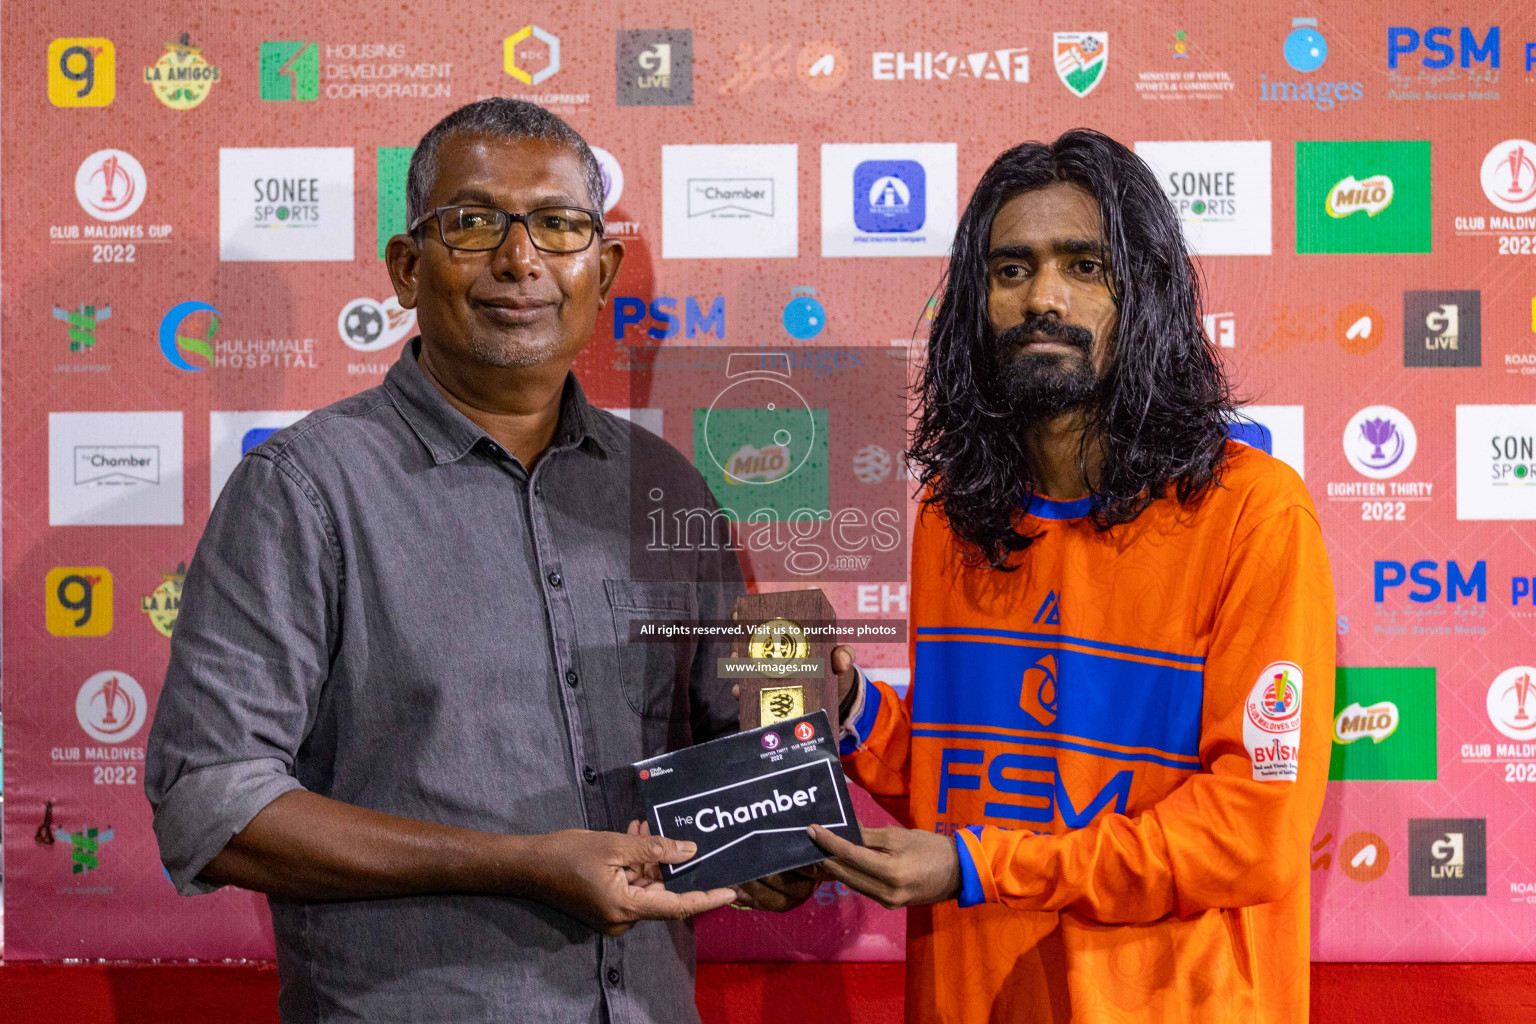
[{"xmin": 1244, "ymin": 661, "xmax": 1303, "ymax": 781}]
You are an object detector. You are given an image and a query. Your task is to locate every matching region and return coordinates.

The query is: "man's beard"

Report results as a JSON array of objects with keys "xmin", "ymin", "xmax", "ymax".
[{"xmin": 992, "ymin": 315, "xmax": 1102, "ymax": 418}]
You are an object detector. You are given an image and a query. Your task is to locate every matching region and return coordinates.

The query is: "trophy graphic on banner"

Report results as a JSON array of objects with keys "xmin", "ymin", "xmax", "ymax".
[{"xmin": 730, "ymin": 588, "xmax": 838, "ymax": 731}]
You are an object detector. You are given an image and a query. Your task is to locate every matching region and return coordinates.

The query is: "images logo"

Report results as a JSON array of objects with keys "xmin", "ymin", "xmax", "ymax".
[
  {"xmin": 338, "ymin": 296, "xmax": 415, "ymax": 352},
  {"xmin": 1480, "ymin": 140, "xmax": 1536, "ymax": 214},
  {"xmin": 1296, "ymin": 142, "xmax": 1430, "ymax": 253},
  {"xmin": 1284, "ymin": 17, "xmax": 1327, "ymax": 71},
  {"xmin": 158, "ymin": 301, "xmax": 219, "ymax": 371},
  {"xmin": 45, "ymin": 567, "xmax": 113, "ymax": 637},
  {"xmin": 75, "ymin": 149, "xmax": 146, "ymax": 223},
  {"xmin": 1405, "ymin": 291, "xmax": 1480, "ymax": 368},
  {"xmin": 53, "ymin": 303, "xmax": 111, "ymax": 353},
  {"xmin": 1409, "ymin": 818, "xmax": 1486, "ymax": 896},
  {"xmin": 782, "ymin": 287, "xmax": 826, "ymax": 340},
  {"xmin": 141, "ymin": 562, "xmax": 185, "ymax": 638},
  {"xmin": 1343, "ymin": 405, "xmax": 1417, "ymax": 479},
  {"xmin": 49, "ymin": 38, "xmax": 115, "ymax": 107},
  {"xmin": 504, "ymin": 26, "xmax": 559, "ymax": 85},
  {"xmin": 854, "ymin": 160, "xmax": 926, "ymax": 234},
  {"xmin": 75, "ymin": 670, "xmax": 147, "ymax": 743},
  {"xmin": 1326, "ymin": 175, "xmax": 1393, "ymax": 218},
  {"xmin": 617, "ymin": 29, "xmax": 692, "ymax": 105},
  {"xmin": 1053, "ymin": 32, "xmax": 1108, "ymax": 97},
  {"xmin": 144, "ymin": 33, "xmax": 220, "ymax": 109},
  {"xmin": 1487, "ymin": 666, "xmax": 1536, "ymax": 741},
  {"xmin": 260, "ymin": 41, "xmax": 319, "ymax": 101},
  {"xmin": 1329, "ymin": 666, "xmax": 1436, "ymax": 780}
]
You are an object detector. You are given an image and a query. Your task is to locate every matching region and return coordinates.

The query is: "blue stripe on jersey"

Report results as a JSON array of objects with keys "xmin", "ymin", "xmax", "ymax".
[
  {"xmin": 916, "ymin": 626, "xmax": 1205, "ymax": 666},
  {"xmin": 913, "ymin": 638, "xmax": 1204, "ymax": 759}
]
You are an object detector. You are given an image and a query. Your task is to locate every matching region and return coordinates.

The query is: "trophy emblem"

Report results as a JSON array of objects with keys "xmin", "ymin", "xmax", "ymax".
[{"xmin": 731, "ymin": 590, "xmax": 836, "ymax": 731}]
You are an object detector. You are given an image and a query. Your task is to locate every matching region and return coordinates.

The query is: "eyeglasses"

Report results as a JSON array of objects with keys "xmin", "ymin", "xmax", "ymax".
[{"xmin": 408, "ymin": 204, "xmax": 601, "ymax": 253}]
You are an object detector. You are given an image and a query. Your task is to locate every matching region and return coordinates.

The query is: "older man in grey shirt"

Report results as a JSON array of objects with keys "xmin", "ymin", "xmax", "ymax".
[{"xmin": 146, "ymin": 100, "xmax": 752, "ymax": 1023}]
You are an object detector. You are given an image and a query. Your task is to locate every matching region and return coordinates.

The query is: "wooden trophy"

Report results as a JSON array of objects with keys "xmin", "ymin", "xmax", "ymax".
[{"xmin": 731, "ymin": 588, "xmax": 838, "ymax": 731}]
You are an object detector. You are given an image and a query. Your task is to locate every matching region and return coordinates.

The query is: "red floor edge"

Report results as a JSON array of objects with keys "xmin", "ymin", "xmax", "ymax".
[{"xmin": 0, "ymin": 962, "xmax": 1533, "ymax": 1023}]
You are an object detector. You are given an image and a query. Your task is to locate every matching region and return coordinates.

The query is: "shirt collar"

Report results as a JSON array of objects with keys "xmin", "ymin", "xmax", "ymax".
[
  {"xmin": 1021, "ymin": 491, "xmax": 1096, "ymax": 521},
  {"xmin": 384, "ymin": 338, "xmax": 627, "ymax": 465}
]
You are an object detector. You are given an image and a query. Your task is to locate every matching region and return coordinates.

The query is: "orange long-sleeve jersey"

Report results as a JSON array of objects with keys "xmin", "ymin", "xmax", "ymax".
[{"xmin": 841, "ymin": 442, "xmax": 1335, "ymax": 1023}]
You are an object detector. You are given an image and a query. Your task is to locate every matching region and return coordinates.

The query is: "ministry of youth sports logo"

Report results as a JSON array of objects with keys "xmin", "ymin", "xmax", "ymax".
[
  {"xmin": 1343, "ymin": 405, "xmax": 1417, "ymax": 480},
  {"xmin": 75, "ymin": 149, "xmax": 146, "ymax": 222}
]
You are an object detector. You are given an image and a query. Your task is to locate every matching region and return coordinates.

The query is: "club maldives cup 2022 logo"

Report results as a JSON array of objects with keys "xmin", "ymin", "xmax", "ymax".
[{"xmin": 1244, "ymin": 661, "xmax": 1304, "ymax": 781}]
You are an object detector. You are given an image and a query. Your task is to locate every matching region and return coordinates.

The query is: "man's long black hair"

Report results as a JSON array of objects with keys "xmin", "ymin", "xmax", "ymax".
[{"xmin": 909, "ymin": 129, "xmax": 1236, "ymax": 569}]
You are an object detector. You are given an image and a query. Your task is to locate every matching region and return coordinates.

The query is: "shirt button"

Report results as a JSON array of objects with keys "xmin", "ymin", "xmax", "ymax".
[
  {"xmin": 565, "ymin": 670, "xmax": 579, "ymax": 687},
  {"xmin": 547, "ymin": 571, "xmax": 563, "ymax": 588},
  {"xmin": 583, "ymin": 765, "xmax": 598, "ymax": 784},
  {"xmin": 606, "ymin": 968, "xmax": 621, "ymax": 986}
]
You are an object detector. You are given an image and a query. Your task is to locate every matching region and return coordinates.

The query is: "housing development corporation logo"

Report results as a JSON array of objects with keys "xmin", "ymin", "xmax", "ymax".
[
  {"xmin": 1296, "ymin": 141, "xmax": 1430, "ymax": 253},
  {"xmin": 1053, "ymin": 33, "xmax": 1108, "ymax": 97},
  {"xmin": 616, "ymin": 29, "xmax": 692, "ymax": 105},
  {"xmin": 1133, "ymin": 141, "xmax": 1272, "ymax": 255},
  {"xmin": 1409, "ymin": 818, "xmax": 1486, "ymax": 896},
  {"xmin": 75, "ymin": 149, "xmax": 145, "ymax": 222},
  {"xmin": 143, "ymin": 33, "xmax": 220, "ymax": 109},
  {"xmin": 1456, "ymin": 405, "xmax": 1536, "ymax": 520},
  {"xmin": 260, "ymin": 41, "xmax": 319, "ymax": 101},
  {"xmin": 1329, "ymin": 666, "xmax": 1436, "ymax": 780},
  {"xmin": 219, "ymin": 147, "xmax": 355, "ymax": 262},
  {"xmin": 1404, "ymin": 290, "xmax": 1480, "ymax": 368},
  {"xmin": 49, "ymin": 38, "xmax": 115, "ymax": 107},
  {"xmin": 821, "ymin": 143, "xmax": 957, "ymax": 257},
  {"xmin": 663, "ymin": 144, "xmax": 798, "ymax": 258}
]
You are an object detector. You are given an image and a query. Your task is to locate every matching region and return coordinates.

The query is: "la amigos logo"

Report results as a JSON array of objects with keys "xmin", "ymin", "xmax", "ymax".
[{"xmin": 75, "ymin": 149, "xmax": 145, "ymax": 222}]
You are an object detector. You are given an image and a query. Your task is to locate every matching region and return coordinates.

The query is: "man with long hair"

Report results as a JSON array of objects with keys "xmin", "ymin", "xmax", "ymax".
[{"xmin": 810, "ymin": 131, "xmax": 1335, "ymax": 1022}]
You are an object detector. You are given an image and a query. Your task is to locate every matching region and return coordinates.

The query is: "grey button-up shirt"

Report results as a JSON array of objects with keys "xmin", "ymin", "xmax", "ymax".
[{"xmin": 146, "ymin": 339, "xmax": 743, "ymax": 1024}]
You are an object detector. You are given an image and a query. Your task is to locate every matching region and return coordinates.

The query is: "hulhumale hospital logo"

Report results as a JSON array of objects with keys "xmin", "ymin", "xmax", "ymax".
[
  {"xmin": 158, "ymin": 301, "xmax": 219, "ymax": 371},
  {"xmin": 1343, "ymin": 405, "xmax": 1418, "ymax": 479}
]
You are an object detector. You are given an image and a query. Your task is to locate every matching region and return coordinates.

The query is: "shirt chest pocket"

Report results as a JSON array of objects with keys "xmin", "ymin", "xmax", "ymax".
[{"xmin": 605, "ymin": 578, "xmax": 698, "ymax": 721}]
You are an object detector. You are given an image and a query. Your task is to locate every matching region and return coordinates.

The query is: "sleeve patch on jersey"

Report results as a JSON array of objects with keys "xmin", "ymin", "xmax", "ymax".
[{"xmin": 1242, "ymin": 661, "xmax": 1303, "ymax": 781}]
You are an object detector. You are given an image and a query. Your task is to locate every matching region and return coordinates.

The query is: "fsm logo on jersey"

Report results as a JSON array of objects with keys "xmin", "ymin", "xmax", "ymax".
[
  {"xmin": 821, "ymin": 143, "xmax": 956, "ymax": 257},
  {"xmin": 219, "ymin": 147, "xmax": 355, "ymax": 261},
  {"xmin": 1134, "ymin": 141, "xmax": 1272, "ymax": 255},
  {"xmin": 1456, "ymin": 405, "xmax": 1536, "ymax": 520},
  {"xmin": 663, "ymin": 144, "xmax": 798, "ymax": 259}
]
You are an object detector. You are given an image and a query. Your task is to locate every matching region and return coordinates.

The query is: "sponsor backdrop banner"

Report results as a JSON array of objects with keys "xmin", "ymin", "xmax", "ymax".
[{"xmin": 3, "ymin": 0, "xmax": 1535, "ymax": 963}]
